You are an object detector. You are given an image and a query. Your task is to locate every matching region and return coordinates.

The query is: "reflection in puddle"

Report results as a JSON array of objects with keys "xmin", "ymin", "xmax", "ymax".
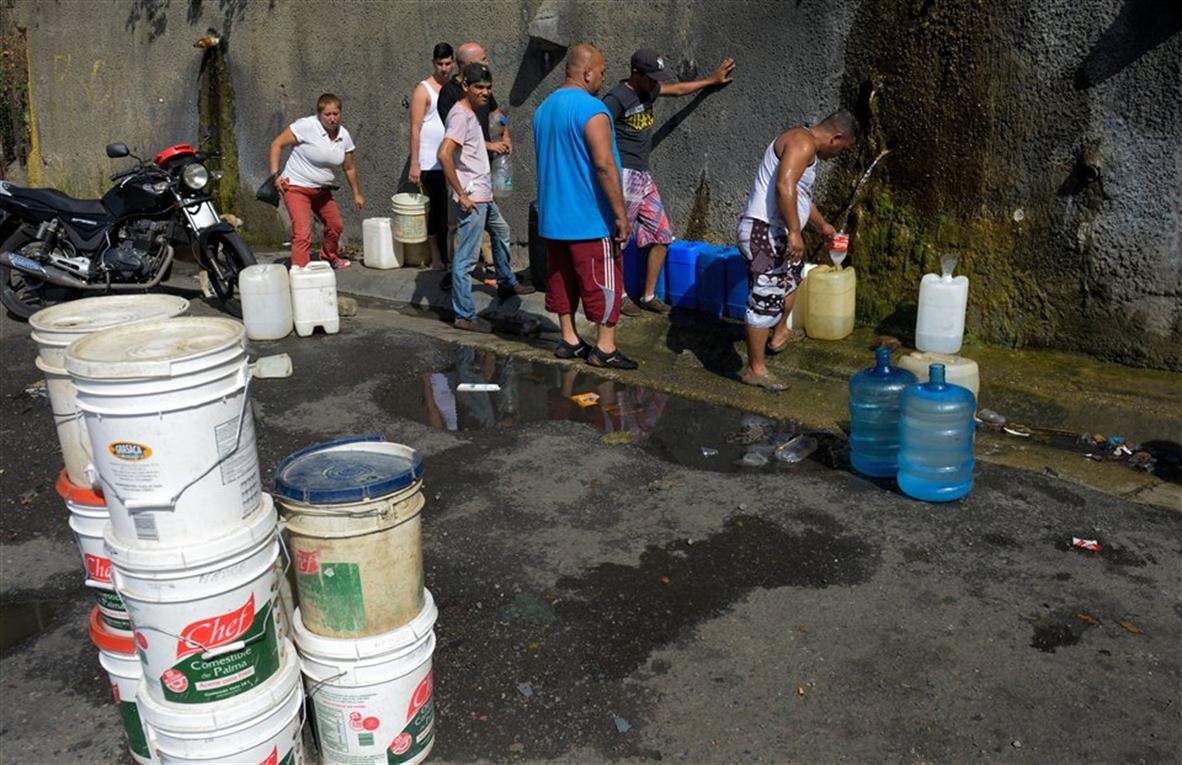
[
  {"xmin": 404, "ymin": 347, "xmax": 847, "ymax": 473},
  {"xmin": 0, "ymin": 600, "xmax": 63, "ymax": 652}
]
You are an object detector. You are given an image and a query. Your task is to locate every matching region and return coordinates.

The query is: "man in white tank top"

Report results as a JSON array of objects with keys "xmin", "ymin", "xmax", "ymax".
[
  {"xmin": 408, "ymin": 43, "xmax": 455, "ymax": 270},
  {"xmin": 736, "ymin": 110, "xmax": 860, "ymax": 391}
]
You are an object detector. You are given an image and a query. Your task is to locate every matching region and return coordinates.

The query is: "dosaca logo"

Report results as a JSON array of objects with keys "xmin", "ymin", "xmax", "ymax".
[
  {"xmin": 407, "ymin": 671, "xmax": 433, "ymax": 720},
  {"xmin": 84, "ymin": 553, "xmax": 112, "ymax": 583},
  {"xmin": 259, "ymin": 746, "xmax": 278, "ymax": 765},
  {"xmin": 109, "ymin": 442, "xmax": 152, "ymax": 461},
  {"xmin": 175, "ymin": 594, "xmax": 255, "ymax": 660}
]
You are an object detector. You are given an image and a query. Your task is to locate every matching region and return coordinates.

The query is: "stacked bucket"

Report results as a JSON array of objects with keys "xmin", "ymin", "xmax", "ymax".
[
  {"xmin": 31, "ymin": 297, "xmax": 301, "ymax": 764},
  {"xmin": 32, "ymin": 295, "xmax": 189, "ymax": 765},
  {"xmin": 273, "ymin": 436, "xmax": 437, "ymax": 765}
]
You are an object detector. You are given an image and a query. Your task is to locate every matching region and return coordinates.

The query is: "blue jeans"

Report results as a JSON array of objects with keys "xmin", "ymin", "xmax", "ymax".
[{"xmin": 451, "ymin": 200, "xmax": 517, "ymax": 321}]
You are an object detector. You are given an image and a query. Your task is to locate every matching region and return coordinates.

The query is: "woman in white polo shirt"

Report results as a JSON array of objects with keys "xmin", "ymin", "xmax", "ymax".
[{"xmin": 268, "ymin": 93, "xmax": 365, "ymax": 268}]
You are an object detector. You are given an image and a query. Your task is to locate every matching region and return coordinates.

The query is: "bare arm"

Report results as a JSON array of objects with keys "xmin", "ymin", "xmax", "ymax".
[
  {"xmin": 342, "ymin": 151, "xmax": 364, "ymax": 208},
  {"xmin": 808, "ymin": 202, "xmax": 836, "ymax": 241},
  {"xmin": 658, "ymin": 57, "xmax": 735, "ymax": 97},
  {"xmin": 437, "ymin": 137, "xmax": 473, "ymax": 212},
  {"xmin": 585, "ymin": 113, "xmax": 629, "ymax": 244},
  {"xmin": 408, "ymin": 83, "xmax": 429, "ymax": 184},
  {"xmin": 269, "ymin": 127, "xmax": 298, "ymax": 190},
  {"xmin": 774, "ymin": 130, "xmax": 815, "ymax": 261}
]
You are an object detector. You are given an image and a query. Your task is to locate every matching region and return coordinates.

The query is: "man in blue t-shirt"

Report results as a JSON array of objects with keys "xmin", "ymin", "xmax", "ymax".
[
  {"xmin": 603, "ymin": 49, "xmax": 735, "ymax": 314},
  {"xmin": 533, "ymin": 44, "xmax": 638, "ymax": 370}
]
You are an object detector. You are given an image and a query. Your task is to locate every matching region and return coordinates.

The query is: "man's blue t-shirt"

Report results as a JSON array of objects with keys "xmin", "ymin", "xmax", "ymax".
[{"xmin": 532, "ymin": 87, "xmax": 622, "ymax": 241}]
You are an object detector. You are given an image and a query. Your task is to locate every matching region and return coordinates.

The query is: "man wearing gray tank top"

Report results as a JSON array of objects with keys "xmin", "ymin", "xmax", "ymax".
[{"xmin": 737, "ymin": 110, "xmax": 860, "ymax": 391}]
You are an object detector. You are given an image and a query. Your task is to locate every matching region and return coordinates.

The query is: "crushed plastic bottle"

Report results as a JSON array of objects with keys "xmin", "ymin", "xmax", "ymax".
[
  {"xmin": 774, "ymin": 435, "xmax": 818, "ymax": 463},
  {"xmin": 738, "ymin": 451, "xmax": 770, "ymax": 467}
]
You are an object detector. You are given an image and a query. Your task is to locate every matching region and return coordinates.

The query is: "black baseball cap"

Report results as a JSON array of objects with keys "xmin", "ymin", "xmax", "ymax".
[
  {"xmin": 630, "ymin": 48, "xmax": 673, "ymax": 82},
  {"xmin": 462, "ymin": 62, "xmax": 491, "ymax": 84}
]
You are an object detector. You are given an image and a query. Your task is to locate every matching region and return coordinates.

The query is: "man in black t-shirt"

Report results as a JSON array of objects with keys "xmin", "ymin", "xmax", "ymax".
[{"xmin": 603, "ymin": 48, "xmax": 735, "ymax": 314}]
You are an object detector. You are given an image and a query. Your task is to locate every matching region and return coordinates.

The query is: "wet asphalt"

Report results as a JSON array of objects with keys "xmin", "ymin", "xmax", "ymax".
[{"xmin": 1, "ymin": 299, "xmax": 1179, "ymax": 764}]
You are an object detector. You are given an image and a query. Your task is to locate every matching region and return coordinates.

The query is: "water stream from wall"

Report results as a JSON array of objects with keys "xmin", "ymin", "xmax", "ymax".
[{"xmin": 839, "ymin": 149, "xmax": 892, "ymax": 232}]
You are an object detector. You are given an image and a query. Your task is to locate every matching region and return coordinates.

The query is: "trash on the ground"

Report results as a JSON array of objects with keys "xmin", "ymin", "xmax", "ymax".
[
  {"xmin": 516, "ymin": 682, "xmax": 534, "ymax": 698},
  {"xmin": 1011, "ymin": 740, "xmax": 1022, "ymax": 749},
  {"xmin": 570, "ymin": 392, "xmax": 599, "ymax": 407},
  {"xmin": 660, "ymin": 575, "xmax": 671, "ymax": 584},
  {"xmin": 1107, "ymin": 435, "xmax": 1125, "ymax": 447},
  {"xmin": 1071, "ymin": 537, "xmax": 1103, "ymax": 552},
  {"xmin": 602, "ymin": 431, "xmax": 635, "ymax": 446},
  {"xmin": 1075, "ymin": 612, "xmax": 1100, "ymax": 625},
  {"xmin": 700, "ymin": 446, "xmax": 719, "ymax": 457},
  {"xmin": 457, "ymin": 383, "xmax": 501, "ymax": 392},
  {"xmin": 977, "ymin": 408, "xmax": 1006, "ymax": 425},
  {"xmin": 613, "ymin": 716, "xmax": 631, "ymax": 734},
  {"xmin": 1003, "ymin": 423, "xmax": 1032, "ymax": 437},
  {"xmin": 24, "ymin": 379, "xmax": 47, "ymax": 399},
  {"xmin": 775, "ymin": 435, "xmax": 819, "ymax": 463},
  {"xmin": 648, "ymin": 478, "xmax": 675, "ymax": 492},
  {"xmin": 1119, "ymin": 620, "xmax": 1143, "ymax": 636},
  {"xmin": 18, "ymin": 489, "xmax": 37, "ymax": 506},
  {"xmin": 738, "ymin": 451, "xmax": 769, "ymax": 467},
  {"xmin": 337, "ymin": 296, "xmax": 358, "ymax": 317},
  {"xmin": 251, "ymin": 353, "xmax": 293, "ymax": 379},
  {"xmin": 1129, "ymin": 451, "xmax": 1156, "ymax": 472}
]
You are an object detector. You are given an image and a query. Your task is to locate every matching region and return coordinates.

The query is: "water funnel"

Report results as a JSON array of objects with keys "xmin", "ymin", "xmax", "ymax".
[
  {"xmin": 940, "ymin": 253, "xmax": 959, "ymax": 280},
  {"xmin": 830, "ymin": 232, "xmax": 849, "ymax": 269}
]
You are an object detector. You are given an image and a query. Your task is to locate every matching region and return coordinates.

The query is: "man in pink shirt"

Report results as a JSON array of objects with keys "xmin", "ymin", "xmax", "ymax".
[{"xmin": 438, "ymin": 63, "xmax": 534, "ymax": 333}]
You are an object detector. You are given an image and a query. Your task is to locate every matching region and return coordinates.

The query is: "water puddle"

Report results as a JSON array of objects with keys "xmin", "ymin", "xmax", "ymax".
[
  {"xmin": 0, "ymin": 599, "xmax": 64, "ymax": 652},
  {"xmin": 386, "ymin": 346, "xmax": 847, "ymax": 473}
]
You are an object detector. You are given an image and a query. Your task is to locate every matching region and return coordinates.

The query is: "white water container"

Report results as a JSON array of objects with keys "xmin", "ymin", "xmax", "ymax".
[
  {"xmin": 915, "ymin": 255, "xmax": 969, "ymax": 354},
  {"xmin": 898, "ymin": 351, "xmax": 980, "ymax": 401},
  {"xmin": 90, "ymin": 607, "xmax": 158, "ymax": 764},
  {"xmin": 363, "ymin": 217, "xmax": 400, "ymax": 269},
  {"xmin": 138, "ymin": 637, "xmax": 304, "ymax": 764},
  {"xmin": 290, "ymin": 261, "xmax": 340, "ymax": 336},
  {"xmin": 296, "ymin": 591, "xmax": 438, "ymax": 765},
  {"xmin": 107, "ymin": 498, "xmax": 282, "ymax": 705},
  {"xmin": 65, "ymin": 317, "xmax": 262, "ymax": 544},
  {"xmin": 30, "ymin": 295, "xmax": 190, "ymax": 487},
  {"xmin": 239, "ymin": 265, "xmax": 293, "ymax": 341}
]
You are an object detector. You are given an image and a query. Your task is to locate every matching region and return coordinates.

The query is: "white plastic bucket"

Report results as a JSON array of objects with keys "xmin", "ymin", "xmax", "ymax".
[
  {"xmin": 91, "ymin": 606, "xmax": 158, "ymax": 765},
  {"xmin": 274, "ymin": 438, "xmax": 426, "ymax": 638},
  {"xmin": 65, "ymin": 317, "xmax": 262, "ymax": 544},
  {"xmin": 108, "ymin": 497, "xmax": 283, "ymax": 705},
  {"xmin": 139, "ymin": 637, "xmax": 304, "ymax": 764},
  {"xmin": 59, "ymin": 470, "xmax": 130, "ymax": 630},
  {"xmin": 295, "ymin": 591, "xmax": 437, "ymax": 765},
  {"xmin": 30, "ymin": 295, "xmax": 190, "ymax": 486},
  {"xmin": 390, "ymin": 193, "xmax": 429, "ymax": 244}
]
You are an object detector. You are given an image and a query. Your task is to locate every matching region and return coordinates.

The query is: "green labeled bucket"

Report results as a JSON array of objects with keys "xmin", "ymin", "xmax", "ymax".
[
  {"xmin": 274, "ymin": 436, "xmax": 425, "ymax": 638},
  {"xmin": 107, "ymin": 496, "xmax": 282, "ymax": 705}
]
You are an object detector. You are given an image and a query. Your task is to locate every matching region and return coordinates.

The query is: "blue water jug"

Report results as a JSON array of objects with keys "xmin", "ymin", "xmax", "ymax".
[
  {"xmin": 665, "ymin": 241, "xmax": 705, "ymax": 310},
  {"xmin": 849, "ymin": 346, "xmax": 918, "ymax": 478},
  {"xmin": 622, "ymin": 237, "xmax": 666, "ymax": 301},
  {"xmin": 897, "ymin": 363, "xmax": 976, "ymax": 502},
  {"xmin": 695, "ymin": 245, "xmax": 729, "ymax": 317},
  {"xmin": 723, "ymin": 247, "xmax": 749, "ymax": 320}
]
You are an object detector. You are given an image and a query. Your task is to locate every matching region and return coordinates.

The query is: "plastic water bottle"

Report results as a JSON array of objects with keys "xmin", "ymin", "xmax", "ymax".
[
  {"xmin": 491, "ymin": 115, "xmax": 513, "ymax": 198},
  {"xmin": 492, "ymin": 154, "xmax": 513, "ymax": 198},
  {"xmin": 849, "ymin": 346, "xmax": 918, "ymax": 477},
  {"xmin": 829, "ymin": 232, "xmax": 849, "ymax": 268},
  {"xmin": 897, "ymin": 363, "xmax": 976, "ymax": 502}
]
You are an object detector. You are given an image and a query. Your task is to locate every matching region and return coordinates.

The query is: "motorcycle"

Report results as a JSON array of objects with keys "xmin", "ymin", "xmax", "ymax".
[{"xmin": 0, "ymin": 137, "xmax": 255, "ymax": 319}]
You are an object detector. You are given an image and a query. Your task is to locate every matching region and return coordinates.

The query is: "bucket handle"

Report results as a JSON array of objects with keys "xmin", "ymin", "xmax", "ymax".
[
  {"xmin": 301, "ymin": 664, "xmax": 348, "ymax": 700},
  {"xmin": 98, "ymin": 367, "xmax": 254, "ymax": 514}
]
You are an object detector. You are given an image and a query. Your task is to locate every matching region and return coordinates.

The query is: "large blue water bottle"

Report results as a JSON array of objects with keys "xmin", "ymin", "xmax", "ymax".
[
  {"xmin": 897, "ymin": 363, "xmax": 976, "ymax": 501},
  {"xmin": 849, "ymin": 346, "xmax": 917, "ymax": 477}
]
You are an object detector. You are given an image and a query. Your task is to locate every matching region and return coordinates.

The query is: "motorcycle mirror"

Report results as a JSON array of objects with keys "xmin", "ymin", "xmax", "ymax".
[{"xmin": 106, "ymin": 143, "xmax": 130, "ymax": 159}]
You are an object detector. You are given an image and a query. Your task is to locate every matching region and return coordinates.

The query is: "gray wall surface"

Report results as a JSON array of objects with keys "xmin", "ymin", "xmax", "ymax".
[{"xmin": 4, "ymin": 0, "xmax": 1181, "ymax": 370}]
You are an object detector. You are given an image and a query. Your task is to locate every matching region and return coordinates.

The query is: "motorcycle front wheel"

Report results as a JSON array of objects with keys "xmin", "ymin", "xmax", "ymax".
[
  {"xmin": 0, "ymin": 227, "xmax": 82, "ymax": 321},
  {"xmin": 202, "ymin": 230, "xmax": 255, "ymax": 318}
]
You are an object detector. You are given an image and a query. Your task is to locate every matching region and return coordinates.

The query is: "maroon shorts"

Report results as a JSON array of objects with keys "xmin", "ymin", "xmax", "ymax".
[{"xmin": 544, "ymin": 238, "xmax": 623, "ymax": 325}]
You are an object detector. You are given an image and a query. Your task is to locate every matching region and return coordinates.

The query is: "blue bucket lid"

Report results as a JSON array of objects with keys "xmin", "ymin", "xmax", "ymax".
[{"xmin": 273, "ymin": 435, "xmax": 423, "ymax": 505}]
